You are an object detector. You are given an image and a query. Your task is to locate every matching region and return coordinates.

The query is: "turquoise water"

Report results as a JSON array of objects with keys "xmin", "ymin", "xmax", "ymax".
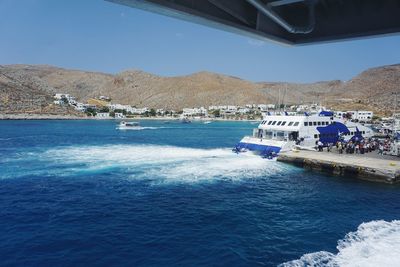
[{"xmin": 0, "ymin": 120, "xmax": 399, "ymax": 266}]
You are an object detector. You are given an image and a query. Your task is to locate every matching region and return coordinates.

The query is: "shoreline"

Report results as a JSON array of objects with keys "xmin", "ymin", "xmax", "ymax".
[
  {"xmin": 0, "ymin": 114, "xmax": 91, "ymax": 120},
  {"xmin": 0, "ymin": 113, "xmax": 260, "ymax": 122}
]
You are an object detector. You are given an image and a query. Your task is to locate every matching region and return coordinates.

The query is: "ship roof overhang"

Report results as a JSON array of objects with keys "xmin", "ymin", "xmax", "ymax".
[{"xmin": 106, "ymin": 0, "xmax": 400, "ymax": 45}]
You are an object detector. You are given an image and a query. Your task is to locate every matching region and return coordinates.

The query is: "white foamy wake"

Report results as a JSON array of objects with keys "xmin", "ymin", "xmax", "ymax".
[
  {"xmin": 37, "ymin": 144, "xmax": 290, "ymax": 183},
  {"xmin": 280, "ymin": 220, "xmax": 400, "ymax": 267},
  {"xmin": 116, "ymin": 126, "xmax": 161, "ymax": 130}
]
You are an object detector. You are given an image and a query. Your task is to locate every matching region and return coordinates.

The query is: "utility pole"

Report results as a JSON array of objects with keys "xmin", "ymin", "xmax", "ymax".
[
  {"xmin": 277, "ymin": 88, "xmax": 281, "ymax": 112},
  {"xmin": 283, "ymin": 84, "xmax": 287, "ymax": 111}
]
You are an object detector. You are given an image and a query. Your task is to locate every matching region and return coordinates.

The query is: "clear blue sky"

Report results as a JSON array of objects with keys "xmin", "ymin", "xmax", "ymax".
[{"xmin": 1, "ymin": 0, "xmax": 400, "ymax": 83}]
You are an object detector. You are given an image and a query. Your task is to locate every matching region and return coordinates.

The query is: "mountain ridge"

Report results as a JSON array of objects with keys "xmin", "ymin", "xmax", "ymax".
[{"xmin": 1, "ymin": 64, "xmax": 399, "ymax": 115}]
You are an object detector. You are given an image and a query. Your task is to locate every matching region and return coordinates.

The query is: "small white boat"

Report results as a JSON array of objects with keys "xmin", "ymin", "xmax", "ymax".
[
  {"xmin": 203, "ymin": 121, "xmax": 212, "ymax": 124},
  {"xmin": 118, "ymin": 121, "xmax": 141, "ymax": 129}
]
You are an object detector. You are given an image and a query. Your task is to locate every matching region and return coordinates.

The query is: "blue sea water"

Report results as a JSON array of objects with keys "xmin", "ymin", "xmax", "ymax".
[{"xmin": 0, "ymin": 120, "xmax": 399, "ymax": 266}]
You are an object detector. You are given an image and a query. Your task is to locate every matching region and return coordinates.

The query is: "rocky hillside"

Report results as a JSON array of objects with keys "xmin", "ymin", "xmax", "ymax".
[{"xmin": 0, "ymin": 64, "xmax": 399, "ymax": 115}]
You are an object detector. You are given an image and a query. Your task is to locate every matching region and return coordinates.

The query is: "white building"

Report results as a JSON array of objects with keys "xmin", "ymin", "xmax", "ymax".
[
  {"xmin": 114, "ymin": 113, "xmax": 125, "ymax": 119},
  {"xmin": 107, "ymin": 104, "xmax": 150, "ymax": 115},
  {"xmin": 334, "ymin": 111, "xmax": 346, "ymax": 119},
  {"xmin": 257, "ymin": 104, "xmax": 268, "ymax": 111},
  {"xmin": 237, "ymin": 107, "xmax": 251, "ymax": 114},
  {"xmin": 54, "ymin": 93, "xmax": 70, "ymax": 100},
  {"xmin": 347, "ymin": 111, "xmax": 374, "ymax": 122},
  {"xmin": 220, "ymin": 106, "xmax": 238, "ymax": 116},
  {"xmin": 156, "ymin": 109, "xmax": 165, "ymax": 115},
  {"xmin": 246, "ymin": 104, "xmax": 256, "ymax": 109},
  {"xmin": 296, "ymin": 105, "xmax": 309, "ymax": 112},
  {"xmin": 54, "ymin": 94, "xmax": 76, "ymax": 104},
  {"xmin": 73, "ymin": 103, "xmax": 96, "ymax": 112},
  {"xmin": 95, "ymin": 112, "xmax": 111, "ymax": 119},
  {"xmin": 182, "ymin": 107, "xmax": 208, "ymax": 117},
  {"xmin": 99, "ymin": 96, "xmax": 111, "ymax": 101},
  {"xmin": 108, "ymin": 104, "xmax": 129, "ymax": 111}
]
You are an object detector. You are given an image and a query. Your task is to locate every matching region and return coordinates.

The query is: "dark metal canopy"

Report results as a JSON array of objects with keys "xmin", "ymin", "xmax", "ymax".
[{"xmin": 107, "ymin": 0, "xmax": 400, "ymax": 45}]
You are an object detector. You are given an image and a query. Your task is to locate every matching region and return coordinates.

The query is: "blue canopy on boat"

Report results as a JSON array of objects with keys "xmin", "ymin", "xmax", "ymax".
[
  {"xmin": 319, "ymin": 110, "xmax": 334, "ymax": 117},
  {"xmin": 349, "ymin": 127, "xmax": 364, "ymax": 142},
  {"xmin": 317, "ymin": 122, "xmax": 350, "ymax": 145}
]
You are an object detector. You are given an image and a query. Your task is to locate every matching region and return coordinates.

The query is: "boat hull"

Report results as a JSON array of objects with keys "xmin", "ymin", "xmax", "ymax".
[{"xmin": 234, "ymin": 137, "xmax": 287, "ymax": 158}]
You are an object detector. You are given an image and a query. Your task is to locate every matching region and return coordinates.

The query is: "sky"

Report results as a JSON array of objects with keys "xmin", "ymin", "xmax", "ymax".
[{"xmin": 1, "ymin": 0, "xmax": 400, "ymax": 83}]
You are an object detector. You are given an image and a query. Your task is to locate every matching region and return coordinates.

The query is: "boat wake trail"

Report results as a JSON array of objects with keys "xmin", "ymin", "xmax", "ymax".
[
  {"xmin": 2, "ymin": 144, "xmax": 292, "ymax": 182},
  {"xmin": 279, "ymin": 220, "xmax": 400, "ymax": 267},
  {"xmin": 116, "ymin": 126, "xmax": 162, "ymax": 130}
]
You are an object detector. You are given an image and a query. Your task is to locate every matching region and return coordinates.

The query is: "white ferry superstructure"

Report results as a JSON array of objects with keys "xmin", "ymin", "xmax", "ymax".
[{"xmin": 234, "ymin": 111, "xmax": 373, "ymax": 157}]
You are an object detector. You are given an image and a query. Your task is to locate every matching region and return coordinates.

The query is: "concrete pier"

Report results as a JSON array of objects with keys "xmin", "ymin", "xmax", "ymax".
[{"xmin": 278, "ymin": 150, "xmax": 400, "ymax": 184}]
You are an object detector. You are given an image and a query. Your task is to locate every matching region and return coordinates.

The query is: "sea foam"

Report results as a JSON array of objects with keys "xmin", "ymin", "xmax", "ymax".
[
  {"xmin": 20, "ymin": 144, "xmax": 292, "ymax": 182},
  {"xmin": 116, "ymin": 126, "xmax": 161, "ymax": 130},
  {"xmin": 280, "ymin": 220, "xmax": 400, "ymax": 267}
]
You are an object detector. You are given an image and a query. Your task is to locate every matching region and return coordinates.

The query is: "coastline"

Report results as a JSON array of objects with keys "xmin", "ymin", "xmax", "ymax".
[
  {"xmin": 0, "ymin": 113, "xmax": 260, "ymax": 122},
  {"xmin": 0, "ymin": 114, "xmax": 91, "ymax": 120}
]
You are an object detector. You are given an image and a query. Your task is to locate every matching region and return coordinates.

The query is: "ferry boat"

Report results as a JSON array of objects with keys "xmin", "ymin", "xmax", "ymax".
[{"xmin": 234, "ymin": 111, "xmax": 373, "ymax": 158}]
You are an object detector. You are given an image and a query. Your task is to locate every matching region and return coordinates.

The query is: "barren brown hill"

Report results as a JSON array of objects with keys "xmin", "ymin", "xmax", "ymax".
[{"xmin": 0, "ymin": 64, "xmax": 399, "ymax": 115}]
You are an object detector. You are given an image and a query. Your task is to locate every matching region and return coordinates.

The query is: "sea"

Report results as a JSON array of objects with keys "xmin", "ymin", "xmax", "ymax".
[{"xmin": 0, "ymin": 120, "xmax": 399, "ymax": 267}]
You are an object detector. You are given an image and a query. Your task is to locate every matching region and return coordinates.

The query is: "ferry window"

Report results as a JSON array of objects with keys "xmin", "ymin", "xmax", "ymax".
[
  {"xmin": 304, "ymin": 122, "xmax": 308, "ymax": 126},
  {"xmin": 288, "ymin": 122, "xmax": 293, "ymax": 126},
  {"xmin": 293, "ymin": 122, "xmax": 299, "ymax": 126},
  {"xmin": 277, "ymin": 121, "xmax": 282, "ymax": 126},
  {"xmin": 272, "ymin": 121, "xmax": 277, "ymax": 125},
  {"xmin": 268, "ymin": 121, "xmax": 273, "ymax": 125},
  {"xmin": 318, "ymin": 122, "xmax": 321, "ymax": 125},
  {"xmin": 313, "ymin": 122, "xmax": 317, "ymax": 126},
  {"xmin": 362, "ymin": 131, "xmax": 365, "ymax": 134},
  {"xmin": 281, "ymin": 121, "xmax": 286, "ymax": 126},
  {"xmin": 314, "ymin": 134, "xmax": 318, "ymax": 138},
  {"xmin": 277, "ymin": 131, "xmax": 284, "ymax": 137}
]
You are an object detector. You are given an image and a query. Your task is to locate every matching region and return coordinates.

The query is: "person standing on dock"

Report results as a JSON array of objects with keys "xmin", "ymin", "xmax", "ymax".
[
  {"xmin": 338, "ymin": 142, "xmax": 343, "ymax": 154},
  {"xmin": 317, "ymin": 140, "xmax": 324, "ymax": 152},
  {"xmin": 378, "ymin": 144, "xmax": 384, "ymax": 155}
]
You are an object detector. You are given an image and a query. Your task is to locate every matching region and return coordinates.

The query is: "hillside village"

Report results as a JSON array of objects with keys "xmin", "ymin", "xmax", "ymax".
[{"xmin": 53, "ymin": 92, "xmax": 376, "ymax": 123}]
